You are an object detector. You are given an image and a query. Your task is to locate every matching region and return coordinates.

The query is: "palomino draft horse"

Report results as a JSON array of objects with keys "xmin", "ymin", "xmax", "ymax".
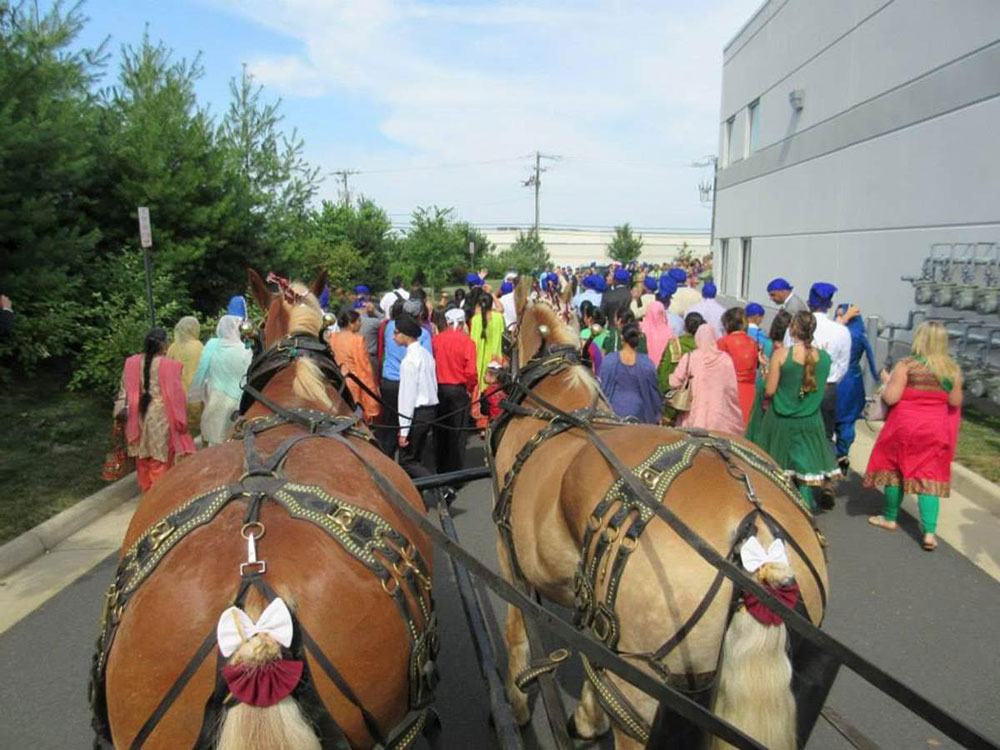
[
  {"xmin": 91, "ymin": 271, "xmax": 437, "ymax": 750},
  {"xmin": 491, "ymin": 289, "xmax": 828, "ymax": 749}
]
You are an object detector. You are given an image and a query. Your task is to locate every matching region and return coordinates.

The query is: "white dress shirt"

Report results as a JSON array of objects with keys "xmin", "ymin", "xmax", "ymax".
[
  {"xmin": 398, "ymin": 341, "xmax": 439, "ymax": 437},
  {"xmin": 811, "ymin": 312, "xmax": 851, "ymax": 383},
  {"xmin": 500, "ymin": 292, "xmax": 517, "ymax": 328}
]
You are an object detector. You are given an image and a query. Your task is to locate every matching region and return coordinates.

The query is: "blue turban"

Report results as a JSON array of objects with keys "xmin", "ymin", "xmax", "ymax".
[
  {"xmin": 809, "ymin": 282, "xmax": 838, "ymax": 310},
  {"xmin": 702, "ymin": 282, "xmax": 717, "ymax": 299},
  {"xmin": 643, "ymin": 275, "xmax": 658, "ymax": 292},
  {"xmin": 657, "ymin": 275, "xmax": 678, "ymax": 298},
  {"xmin": 466, "ymin": 273, "xmax": 484, "ymax": 288},
  {"xmin": 613, "ymin": 268, "xmax": 631, "ymax": 284},
  {"xmin": 354, "ymin": 284, "xmax": 370, "ymax": 295},
  {"xmin": 587, "ymin": 275, "xmax": 607, "ymax": 293},
  {"xmin": 317, "ymin": 287, "xmax": 330, "ymax": 311},
  {"xmin": 352, "ymin": 298, "xmax": 366, "ymax": 309},
  {"xmin": 542, "ymin": 273, "xmax": 559, "ymax": 292},
  {"xmin": 500, "ymin": 281, "xmax": 514, "ymax": 295},
  {"xmin": 767, "ymin": 277, "xmax": 792, "ymax": 293},
  {"xmin": 745, "ymin": 302, "xmax": 765, "ymax": 317},
  {"xmin": 227, "ymin": 295, "xmax": 248, "ymax": 318},
  {"xmin": 668, "ymin": 268, "xmax": 687, "ymax": 284}
]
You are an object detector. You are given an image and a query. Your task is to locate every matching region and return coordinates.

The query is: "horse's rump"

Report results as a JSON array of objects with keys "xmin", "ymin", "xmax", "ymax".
[{"xmin": 101, "ymin": 430, "xmax": 433, "ymax": 749}]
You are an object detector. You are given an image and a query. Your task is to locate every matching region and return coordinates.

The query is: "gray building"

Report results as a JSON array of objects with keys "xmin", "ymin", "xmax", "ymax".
[{"xmin": 712, "ymin": 0, "xmax": 1000, "ymax": 325}]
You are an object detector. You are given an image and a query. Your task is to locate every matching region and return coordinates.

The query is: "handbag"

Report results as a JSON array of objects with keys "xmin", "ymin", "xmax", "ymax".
[
  {"xmin": 101, "ymin": 418, "xmax": 135, "ymax": 481},
  {"xmin": 666, "ymin": 376, "xmax": 693, "ymax": 412},
  {"xmin": 863, "ymin": 386, "xmax": 889, "ymax": 422}
]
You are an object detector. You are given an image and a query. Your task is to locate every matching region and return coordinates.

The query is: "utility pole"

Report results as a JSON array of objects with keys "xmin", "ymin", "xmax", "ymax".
[
  {"xmin": 330, "ymin": 169, "xmax": 359, "ymax": 208},
  {"xmin": 522, "ymin": 151, "xmax": 560, "ymax": 232}
]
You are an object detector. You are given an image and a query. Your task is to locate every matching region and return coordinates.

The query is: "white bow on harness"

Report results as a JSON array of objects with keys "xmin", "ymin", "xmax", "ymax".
[
  {"xmin": 739, "ymin": 536, "xmax": 789, "ymax": 573},
  {"xmin": 216, "ymin": 597, "xmax": 294, "ymax": 657}
]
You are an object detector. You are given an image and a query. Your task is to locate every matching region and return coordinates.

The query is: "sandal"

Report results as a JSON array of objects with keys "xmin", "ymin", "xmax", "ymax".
[
  {"xmin": 868, "ymin": 516, "xmax": 898, "ymax": 531},
  {"xmin": 922, "ymin": 534, "xmax": 937, "ymax": 551}
]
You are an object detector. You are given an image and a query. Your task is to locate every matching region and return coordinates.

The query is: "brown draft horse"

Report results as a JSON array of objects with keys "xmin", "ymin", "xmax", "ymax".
[
  {"xmin": 98, "ymin": 271, "xmax": 433, "ymax": 749},
  {"xmin": 493, "ymin": 289, "xmax": 828, "ymax": 750}
]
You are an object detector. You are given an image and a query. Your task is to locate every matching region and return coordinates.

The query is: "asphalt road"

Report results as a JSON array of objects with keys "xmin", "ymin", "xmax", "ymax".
[{"xmin": 1, "ymin": 445, "xmax": 999, "ymax": 749}]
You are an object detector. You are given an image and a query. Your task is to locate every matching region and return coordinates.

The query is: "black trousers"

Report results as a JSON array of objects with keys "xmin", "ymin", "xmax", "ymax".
[
  {"xmin": 821, "ymin": 382, "xmax": 838, "ymax": 442},
  {"xmin": 376, "ymin": 378, "xmax": 400, "ymax": 458},
  {"xmin": 399, "ymin": 405, "xmax": 437, "ymax": 480},
  {"xmin": 434, "ymin": 384, "xmax": 471, "ymax": 479}
]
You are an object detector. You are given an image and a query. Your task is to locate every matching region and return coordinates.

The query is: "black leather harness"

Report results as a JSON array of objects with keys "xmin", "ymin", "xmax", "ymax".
[
  {"xmin": 487, "ymin": 345, "xmax": 827, "ymax": 744},
  {"xmin": 90, "ymin": 333, "xmax": 438, "ymax": 750}
]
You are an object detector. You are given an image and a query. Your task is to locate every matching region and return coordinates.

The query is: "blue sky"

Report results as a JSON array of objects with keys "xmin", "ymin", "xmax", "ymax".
[{"xmin": 70, "ymin": 0, "xmax": 762, "ymax": 230}]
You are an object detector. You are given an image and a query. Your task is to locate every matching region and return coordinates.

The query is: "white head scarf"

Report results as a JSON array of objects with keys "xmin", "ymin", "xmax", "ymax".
[
  {"xmin": 216, "ymin": 315, "xmax": 243, "ymax": 347},
  {"xmin": 445, "ymin": 308, "xmax": 466, "ymax": 328}
]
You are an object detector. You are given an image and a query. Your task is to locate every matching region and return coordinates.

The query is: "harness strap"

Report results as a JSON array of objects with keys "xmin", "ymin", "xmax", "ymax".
[{"xmin": 327, "ymin": 431, "xmax": 768, "ymax": 750}]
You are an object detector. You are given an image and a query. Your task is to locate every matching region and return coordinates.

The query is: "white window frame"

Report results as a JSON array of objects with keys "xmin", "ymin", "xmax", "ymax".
[
  {"xmin": 739, "ymin": 238, "xmax": 752, "ymax": 299},
  {"xmin": 722, "ymin": 117, "xmax": 735, "ymax": 167},
  {"xmin": 745, "ymin": 99, "xmax": 760, "ymax": 157}
]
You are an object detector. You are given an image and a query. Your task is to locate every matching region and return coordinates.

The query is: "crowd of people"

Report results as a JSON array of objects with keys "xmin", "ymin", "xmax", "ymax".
[{"xmin": 111, "ymin": 257, "xmax": 963, "ymax": 552}]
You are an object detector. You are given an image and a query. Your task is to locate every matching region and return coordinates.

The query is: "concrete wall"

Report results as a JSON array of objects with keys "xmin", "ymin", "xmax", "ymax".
[
  {"xmin": 714, "ymin": 0, "xmax": 1000, "ymax": 324},
  {"xmin": 483, "ymin": 228, "xmax": 710, "ymax": 268}
]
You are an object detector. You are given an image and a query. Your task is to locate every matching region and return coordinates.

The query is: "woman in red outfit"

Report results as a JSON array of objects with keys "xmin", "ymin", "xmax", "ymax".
[{"xmin": 717, "ymin": 307, "xmax": 759, "ymax": 426}]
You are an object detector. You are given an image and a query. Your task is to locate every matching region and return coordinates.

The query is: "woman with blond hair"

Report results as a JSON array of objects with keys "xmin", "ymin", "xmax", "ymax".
[
  {"xmin": 864, "ymin": 321, "xmax": 962, "ymax": 551},
  {"xmin": 752, "ymin": 311, "xmax": 840, "ymax": 510}
]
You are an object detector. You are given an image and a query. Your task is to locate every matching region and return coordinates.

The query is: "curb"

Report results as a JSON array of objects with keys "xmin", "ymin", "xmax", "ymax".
[
  {"xmin": 0, "ymin": 473, "xmax": 138, "ymax": 580},
  {"xmin": 858, "ymin": 421, "xmax": 1000, "ymax": 517}
]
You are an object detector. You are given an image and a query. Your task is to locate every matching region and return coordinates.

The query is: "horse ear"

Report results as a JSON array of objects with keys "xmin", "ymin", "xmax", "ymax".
[
  {"xmin": 309, "ymin": 269, "xmax": 328, "ymax": 300},
  {"xmin": 247, "ymin": 268, "xmax": 271, "ymax": 311},
  {"xmin": 514, "ymin": 277, "xmax": 531, "ymax": 321}
]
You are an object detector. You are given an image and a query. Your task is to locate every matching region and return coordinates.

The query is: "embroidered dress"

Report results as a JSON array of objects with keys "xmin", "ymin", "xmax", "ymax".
[
  {"xmin": 863, "ymin": 358, "xmax": 960, "ymax": 497},
  {"xmin": 752, "ymin": 348, "xmax": 839, "ymax": 485}
]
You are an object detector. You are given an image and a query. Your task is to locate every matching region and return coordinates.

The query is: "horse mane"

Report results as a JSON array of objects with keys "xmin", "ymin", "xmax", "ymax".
[
  {"xmin": 520, "ymin": 299, "xmax": 600, "ymax": 399},
  {"xmin": 277, "ymin": 282, "xmax": 337, "ymax": 411}
]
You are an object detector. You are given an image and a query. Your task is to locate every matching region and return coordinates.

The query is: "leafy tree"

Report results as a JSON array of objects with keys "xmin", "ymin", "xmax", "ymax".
[
  {"xmin": 494, "ymin": 229, "xmax": 549, "ymax": 274},
  {"xmin": 607, "ymin": 223, "xmax": 643, "ymax": 264},
  {"xmin": 70, "ymin": 248, "xmax": 190, "ymax": 397},
  {"xmin": 454, "ymin": 222, "xmax": 495, "ymax": 272},
  {"xmin": 0, "ymin": 1, "xmax": 105, "ymax": 366},
  {"xmin": 218, "ymin": 65, "xmax": 320, "ymax": 277},
  {"xmin": 393, "ymin": 206, "xmax": 467, "ymax": 291},
  {"xmin": 304, "ymin": 198, "xmax": 396, "ymax": 290},
  {"xmin": 296, "ymin": 237, "xmax": 367, "ymax": 294}
]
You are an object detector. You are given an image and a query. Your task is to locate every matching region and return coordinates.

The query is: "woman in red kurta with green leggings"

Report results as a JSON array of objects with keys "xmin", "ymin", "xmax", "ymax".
[
  {"xmin": 864, "ymin": 322, "xmax": 962, "ymax": 552},
  {"xmin": 716, "ymin": 307, "xmax": 759, "ymax": 427}
]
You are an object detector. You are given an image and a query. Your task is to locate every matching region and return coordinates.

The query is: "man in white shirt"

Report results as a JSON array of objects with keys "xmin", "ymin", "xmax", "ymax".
[
  {"xmin": 378, "ymin": 276, "xmax": 410, "ymax": 317},
  {"xmin": 395, "ymin": 312, "xmax": 439, "ymax": 479},
  {"xmin": 685, "ymin": 282, "xmax": 727, "ymax": 337},
  {"xmin": 666, "ymin": 268, "xmax": 701, "ymax": 317},
  {"xmin": 499, "ymin": 280, "xmax": 517, "ymax": 328}
]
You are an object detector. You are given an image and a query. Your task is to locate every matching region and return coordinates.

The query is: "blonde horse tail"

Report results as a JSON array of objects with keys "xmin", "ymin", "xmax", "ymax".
[
  {"xmin": 707, "ymin": 564, "xmax": 797, "ymax": 750},
  {"xmin": 216, "ymin": 634, "xmax": 320, "ymax": 750}
]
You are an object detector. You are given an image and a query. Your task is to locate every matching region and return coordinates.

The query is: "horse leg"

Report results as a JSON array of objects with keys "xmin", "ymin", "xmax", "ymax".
[
  {"xmin": 569, "ymin": 676, "xmax": 610, "ymax": 739},
  {"xmin": 496, "ymin": 539, "xmax": 532, "ymax": 726}
]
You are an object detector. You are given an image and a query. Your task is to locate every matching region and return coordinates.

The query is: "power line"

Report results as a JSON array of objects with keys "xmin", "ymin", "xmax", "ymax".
[
  {"xmin": 328, "ymin": 169, "xmax": 359, "ymax": 207},
  {"xmin": 339, "ymin": 155, "xmax": 533, "ymax": 176}
]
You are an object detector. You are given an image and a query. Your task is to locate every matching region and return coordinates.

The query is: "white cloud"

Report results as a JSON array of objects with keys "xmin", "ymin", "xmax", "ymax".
[{"xmin": 226, "ymin": 0, "xmax": 762, "ymax": 228}]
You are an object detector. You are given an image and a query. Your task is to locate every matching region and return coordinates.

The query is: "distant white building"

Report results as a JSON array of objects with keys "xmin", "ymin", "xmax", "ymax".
[
  {"xmin": 712, "ymin": 0, "xmax": 1000, "ymax": 322},
  {"xmin": 483, "ymin": 227, "xmax": 710, "ymax": 268}
]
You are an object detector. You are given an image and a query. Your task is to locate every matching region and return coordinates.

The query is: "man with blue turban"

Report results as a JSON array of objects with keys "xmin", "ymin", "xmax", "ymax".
[
  {"xmin": 226, "ymin": 295, "xmax": 248, "ymax": 320},
  {"xmin": 599, "ymin": 267, "xmax": 633, "ymax": 328},
  {"xmin": 656, "ymin": 275, "xmax": 685, "ymax": 335},
  {"xmin": 686, "ymin": 281, "xmax": 726, "ymax": 337},
  {"xmin": 766, "ymin": 277, "xmax": 807, "ymax": 315},
  {"xmin": 666, "ymin": 267, "xmax": 700, "ymax": 316},
  {"xmin": 499, "ymin": 280, "xmax": 517, "ymax": 327},
  {"xmin": 630, "ymin": 273, "xmax": 658, "ymax": 321},
  {"xmin": 572, "ymin": 273, "xmax": 604, "ymax": 315},
  {"xmin": 467, "ymin": 272, "xmax": 484, "ymax": 289},
  {"xmin": 745, "ymin": 302, "xmax": 770, "ymax": 353}
]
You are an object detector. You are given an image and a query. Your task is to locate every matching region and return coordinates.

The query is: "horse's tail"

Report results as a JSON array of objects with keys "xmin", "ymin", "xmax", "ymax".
[
  {"xmin": 707, "ymin": 561, "xmax": 797, "ymax": 750},
  {"xmin": 216, "ymin": 633, "xmax": 320, "ymax": 750}
]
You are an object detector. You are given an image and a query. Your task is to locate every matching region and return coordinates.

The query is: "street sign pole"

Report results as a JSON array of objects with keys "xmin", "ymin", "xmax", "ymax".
[{"xmin": 137, "ymin": 207, "xmax": 155, "ymax": 327}]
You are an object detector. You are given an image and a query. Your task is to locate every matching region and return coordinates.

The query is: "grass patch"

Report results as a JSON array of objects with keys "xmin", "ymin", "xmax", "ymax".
[
  {"xmin": 0, "ymin": 364, "xmax": 112, "ymax": 544},
  {"xmin": 956, "ymin": 406, "xmax": 1000, "ymax": 484}
]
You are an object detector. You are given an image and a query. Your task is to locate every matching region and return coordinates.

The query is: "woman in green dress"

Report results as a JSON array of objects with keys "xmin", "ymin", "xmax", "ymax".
[
  {"xmin": 745, "ymin": 310, "xmax": 791, "ymax": 442},
  {"xmin": 657, "ymin": 312, "xmax": 704, "ymax": 394},
  {"xmin": 752, "ymin": 311, "xmax": 840, "ymax": 510}
]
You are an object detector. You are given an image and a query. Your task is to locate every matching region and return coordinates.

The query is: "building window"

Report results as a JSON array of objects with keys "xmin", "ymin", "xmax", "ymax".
[
  {"xmin": 740, "ymin": 238, "xmax": 752, "ymax": 299},
  {"xmin": 722, "ymin": 117, "xmax": 734, "ymax": 167},
  {"xmin": 719, "ymin": 239, "xmax": 730, "ymax": 293},
  {"xmin": 746, "ymin": 99, "xmax": 760, "ymax": 157}
]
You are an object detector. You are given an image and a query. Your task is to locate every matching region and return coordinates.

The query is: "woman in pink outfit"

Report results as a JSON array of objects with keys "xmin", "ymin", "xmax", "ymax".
[
  {"xmin": 668, "ymin": 323, "xmax": 744, "ymax": 435},
  {"xmin": 639, "ymin": 299, "xmax": 675, "ymax": 368},
  {"xmin": 115, "ymin": 328, "xmax": 197, "ymax": 492}
]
